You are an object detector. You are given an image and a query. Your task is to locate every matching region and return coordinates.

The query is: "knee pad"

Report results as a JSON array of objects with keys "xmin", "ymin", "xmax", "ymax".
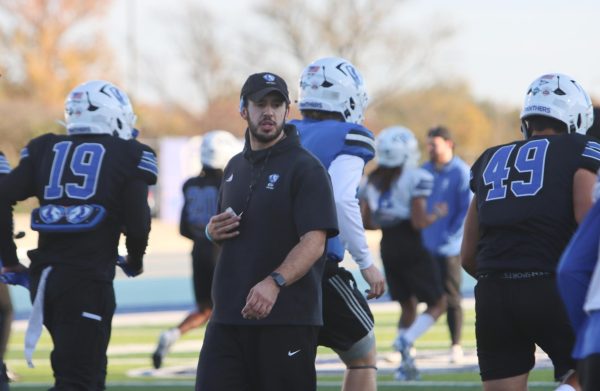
[{"xmin": 335, "ymin": 330, "xmax": 375, "ymax": 364}]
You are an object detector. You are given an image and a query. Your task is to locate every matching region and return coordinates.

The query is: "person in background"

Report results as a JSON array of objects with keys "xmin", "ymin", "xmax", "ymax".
[
  {"xmin": 360, "ymin": 126, "xmax": 447, "ymax": 381},
  {"xmin": 0, "ymin": 151, "xmax": 12, "ymax": 391},
  {"xmin": 152, "ymin": 130, "xmax": 241, "ymax": 369},
  {"xmin": 0, "ymin": 80, "xmax": 157, "ymax": 390},
  {"xmin": 421, "ymin": 125, "xmax": 471, "ymax": 363},
  {"xmin": 195, "ymin": 72, "xmax": 338, "ymax": 391},
  {"xmin": 462, "ymin": 73, "xmax": 597, "ymax": 391},
  {"xmin": 291, "ymin": 56, "xmax": 386, "ymax": 391}
]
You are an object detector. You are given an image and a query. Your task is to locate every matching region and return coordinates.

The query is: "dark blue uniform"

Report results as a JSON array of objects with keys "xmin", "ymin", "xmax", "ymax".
[
  {"xmin": 469, "ymin": 133, "xmax": 600, "ymax": 381},
  {"xmin": 0, "ymin": 153, "xmax": 11, "ymax": 390},
  {"xmin": 179, "ymin": 169, "xmax": 222, "ymax": 307},
  {"xmin": 0, "ymin": 133, "xmax": 157, "ymax": 390}
]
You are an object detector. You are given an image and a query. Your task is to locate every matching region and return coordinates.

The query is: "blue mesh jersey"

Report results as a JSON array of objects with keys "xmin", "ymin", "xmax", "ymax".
[
  {"xmin": 0, "ymin": 133, "xmax": 157, "ymax": 278},
  {"xmin": 470, "ymin": 133, "xmax": 600, "ymax": 273},
  {"xmin": 291, "ymin": 118, "xmax": 375, "ymax": 262}
]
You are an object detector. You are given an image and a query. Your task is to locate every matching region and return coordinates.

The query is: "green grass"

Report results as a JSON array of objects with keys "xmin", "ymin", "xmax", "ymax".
[{"xmin": 4, "ymin": 305, "xmax": 559, "ymax": 390}]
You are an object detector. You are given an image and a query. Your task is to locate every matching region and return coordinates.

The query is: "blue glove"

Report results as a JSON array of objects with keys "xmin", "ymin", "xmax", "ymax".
[
  {"xmin": 0, "ymin": 271, "xmax": 30, "ymax": 289},
  {"xmin": 116, "ymin": 256, "xmax": 142, "ymax": 278}
]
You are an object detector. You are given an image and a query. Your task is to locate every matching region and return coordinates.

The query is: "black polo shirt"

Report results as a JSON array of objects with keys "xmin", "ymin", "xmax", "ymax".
[{"xmin": 211, "ymin": 125, "xmax": 338, "ymax": 326}]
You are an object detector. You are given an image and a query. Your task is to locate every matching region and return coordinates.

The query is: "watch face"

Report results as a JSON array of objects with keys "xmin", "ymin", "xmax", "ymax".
[{"xmin": 271, "ymin": 272, "xmax": 286, "ymax": 287}]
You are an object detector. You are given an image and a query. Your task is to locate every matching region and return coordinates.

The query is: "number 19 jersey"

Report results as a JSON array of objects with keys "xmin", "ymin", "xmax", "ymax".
[
  {"xmin": 0, "ymin": 133, "xmax": 157, "ymax": 278},
  {"xmin": 469, "ymin": 133, "xmax": 600, "ymax": 273}
]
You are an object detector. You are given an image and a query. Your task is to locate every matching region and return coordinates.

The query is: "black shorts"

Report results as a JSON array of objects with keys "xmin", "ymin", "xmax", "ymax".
[
  {"xmin": 37, "ymin": 268, "xmax": 116, "ymax": 390},
  {"xmin": 380, "ymin": 222, "xmax": 443, "ymax": 305},
  {"xmin": 318, "ymin": 263, "xmax": 374, "ymax": 351},
  {"xmin": 191, "ymin": 240, "xmax": 219, "ymax": 307},
  {"xmin": 475, "ymin": 275, "xmax": 576, "ymax": 381},
  {"xmin": 196, "ymin": 322, "xmax": 319, "ymax": 391}
]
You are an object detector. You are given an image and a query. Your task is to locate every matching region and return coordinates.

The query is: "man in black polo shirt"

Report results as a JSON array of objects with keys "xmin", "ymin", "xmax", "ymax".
[
  {"xmin": 195, "ymin": 72, "xmax": 338, "ymax": 391},
  {"xmin": 462, "ymin": 73, "xmax": 599, "ymax": 391}
]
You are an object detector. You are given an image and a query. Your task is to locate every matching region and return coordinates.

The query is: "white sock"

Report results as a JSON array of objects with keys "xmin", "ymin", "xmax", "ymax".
[
  {"xmin": 555, "ymin": 385, "xmax": 575, "ymax": 391},
  {"xmin": 403, "ymin": 313, "xmax": 435, "ymax": 345},
  {"xmin": 169, "ymin": 328, "xmax": 181, "ymax": 339}
]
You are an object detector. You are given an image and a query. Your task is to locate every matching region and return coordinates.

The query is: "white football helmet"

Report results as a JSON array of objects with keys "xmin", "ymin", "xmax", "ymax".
[
  {"xmin": 520, "ymin": 73, "xmax": 593, "ymax": 138},
  {"xmin": 65, "ymin": 80, "xmax": 137, "ymax": 140},
  {"xmin": 298, "ymin": 56, "xmax": 369, "ymax": 124},
  {"xmin": 201, "ymin": 130, "xmax": 242, "ymax": 170},
  {"xmin": 376, "ymin": 126, "xmax": 420, "ymax": 168}
]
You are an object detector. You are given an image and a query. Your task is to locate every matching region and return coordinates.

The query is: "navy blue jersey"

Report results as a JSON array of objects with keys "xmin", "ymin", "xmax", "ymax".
[
  {"xmin": 291, "ymin": 118, "xmax": 374, "ymax": 262},
  {"xmin": 180, "ymin": 168, "xmax": 222, "ymax": 241},
  {"xmin": 470, "ymin": 134, "xmax": 600, "ymax": 273},
  {"xmin": 0, "ymin": 133, "xmax": 157, "ymax": 279}
]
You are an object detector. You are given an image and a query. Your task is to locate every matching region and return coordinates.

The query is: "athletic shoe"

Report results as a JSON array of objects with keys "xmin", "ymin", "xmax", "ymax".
[
  {"xmin": 393, "ymin": 335, "xmax": 414, "ymax": 366},
  {"xmin": 450, "ymin": 344, "xmax": 464, "ymax": 364},
  {"xmin": 394, "ymin": 361, "xmax": 420, "ymax": 381},
  {"xmin": 152, "ymin": 328, "xmax": 180, "ymax": 369}
]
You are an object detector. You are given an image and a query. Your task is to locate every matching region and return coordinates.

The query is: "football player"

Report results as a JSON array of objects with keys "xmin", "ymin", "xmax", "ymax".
[
  {"xmin": 462, "ymin": 73, "xmax": 597, "ymax": 391},
  {"xmin": 290, "ymin": 57, "xmax": 386, "ymax": 391},
  {"xmin": 360, "ymin": 126, "xmax": 448, "ymax": 380},
  {"xmin": 0, "ymin": 80, "xmax": 157, "ymax": 390},
  {"xmin": 0, "ymin": 152, "xmax": 12, "ymax": 391},
  {"xmin": 152, "ymin": 130, "xmax": 241, "ymax": 369}
]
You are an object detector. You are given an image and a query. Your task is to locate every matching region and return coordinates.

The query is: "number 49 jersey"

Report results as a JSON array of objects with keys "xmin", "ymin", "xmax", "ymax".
[
  {"xmin": 0, "ymin": 133, "xmax": 158, "ymax": 278},
  {"xmin": 470, "ymin": 133, "xmax": 600, "ymax": 273}
]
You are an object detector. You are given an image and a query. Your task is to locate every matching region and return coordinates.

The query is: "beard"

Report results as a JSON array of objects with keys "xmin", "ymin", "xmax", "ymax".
[{"xmin": 248, "ymin": 119, "xmax": 285, "ymax": 144}]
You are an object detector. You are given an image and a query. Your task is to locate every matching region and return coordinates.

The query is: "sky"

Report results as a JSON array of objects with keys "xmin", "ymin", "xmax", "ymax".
[{"xmin": 107, "ymin": 0, "xmax": 600, "ymax": 109}]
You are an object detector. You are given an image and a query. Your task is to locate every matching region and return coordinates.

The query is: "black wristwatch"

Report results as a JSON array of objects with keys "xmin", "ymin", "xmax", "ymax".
[{"xmin": 270, "ymin": 272, "xmax": 287, "ymax": 288}]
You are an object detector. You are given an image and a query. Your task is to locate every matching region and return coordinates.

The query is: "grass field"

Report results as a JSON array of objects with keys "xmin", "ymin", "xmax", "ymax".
[{"xmin": 3, "ymin": 304, "xmax": 559, "ymax": 390}]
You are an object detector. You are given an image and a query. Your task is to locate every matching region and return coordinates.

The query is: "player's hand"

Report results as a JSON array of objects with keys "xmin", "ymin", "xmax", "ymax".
[
  {"xmin": 241, "ymin": 277, "xmax": 280, "ymax": 320},
  {"xmin": 117, "ymin": 256, "xmax": 143, "ymax": 278},
  {"xmin": 0, "ymin": 263, "xmax": 30, "ymax": 289},
  {"xmin": 206, "ymin": 208, "xmax": 241, "ymax": 242},
  {"xmin": 361, "ymin": 264, "xmax": 385, "ymax": 300},
  {"xmin": 434, "ymin": 202, "xmax": 449, "ymax": 219}
]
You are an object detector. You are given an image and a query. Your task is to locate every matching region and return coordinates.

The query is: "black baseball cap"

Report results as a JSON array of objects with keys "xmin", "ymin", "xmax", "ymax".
[{"xmin": 240, "ymin": 72, "xmax": 290, "ymax": 104}]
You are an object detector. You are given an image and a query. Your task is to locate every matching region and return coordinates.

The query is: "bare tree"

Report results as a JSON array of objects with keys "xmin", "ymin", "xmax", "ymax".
[
  {"xmin": 253, "ymin": 0, "xmax": 454, "ymax": 105},
  {"xmin": 0, "ymin": 0, "xmax": 114, "ymax": 104}
]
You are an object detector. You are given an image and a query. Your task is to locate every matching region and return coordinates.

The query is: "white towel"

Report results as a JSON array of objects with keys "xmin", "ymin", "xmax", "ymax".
[{"xmin": 25, "ymin": 266, "xmax": 53, "ymax": 368}]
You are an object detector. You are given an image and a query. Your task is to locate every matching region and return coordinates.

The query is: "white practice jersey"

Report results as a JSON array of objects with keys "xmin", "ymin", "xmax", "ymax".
[{"xmin": 361, "ymin": 167, "xmax": 433, "ymax": 227}]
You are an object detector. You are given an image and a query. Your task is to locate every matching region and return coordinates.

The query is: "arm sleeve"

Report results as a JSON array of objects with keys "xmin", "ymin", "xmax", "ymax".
[
  {"xmin": 122, "ymin": 179, "xmax": 151, "ymax": 271},
  {"xmin": 328, "ymin": 154, "xmax": 374, "ymax": 269}
]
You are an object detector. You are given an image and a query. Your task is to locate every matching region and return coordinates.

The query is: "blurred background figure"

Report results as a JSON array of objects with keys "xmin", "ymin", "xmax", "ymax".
[
  {"xmin": 421, "ymin": 126, "xmax": 471, "ymax": 363},
  {"xmin": 0, "ymin": 151, "xmax": 13, "ymax": 391},
  {"xmin": 152, "ymin": 130, "xmax": 241, "ymax": 369},
  {"xmin": 360, "ymin": 126, "xmax": 447, "ymax": 380}
]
